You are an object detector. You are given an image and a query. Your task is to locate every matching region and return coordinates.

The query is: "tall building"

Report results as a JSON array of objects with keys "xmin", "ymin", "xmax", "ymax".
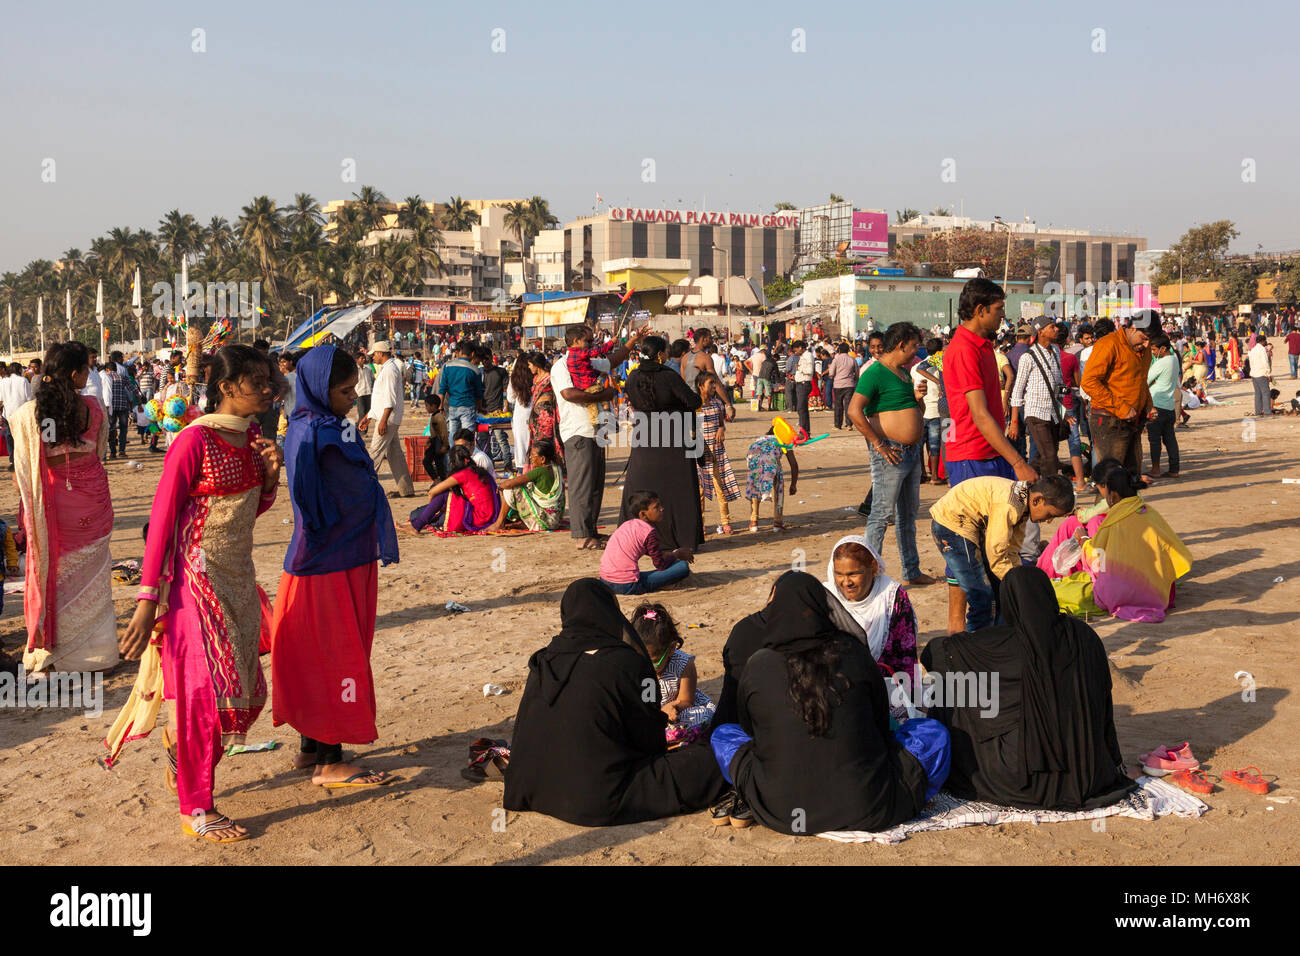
[{"xmin": 546, "ymin": 207, "xmax": 799, "ymax": 293}]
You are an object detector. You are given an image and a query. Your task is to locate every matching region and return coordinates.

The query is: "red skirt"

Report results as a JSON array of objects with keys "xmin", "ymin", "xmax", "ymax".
[{"xmin": 270, "ymin": 562, "xmax": 379, "ymax": 745}]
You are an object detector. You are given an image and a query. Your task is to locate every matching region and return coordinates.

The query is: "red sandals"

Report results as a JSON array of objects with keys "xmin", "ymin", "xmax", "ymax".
[{"xmin": 1222, "ymin": 767, "xmax": 1269, "ymax": 795}]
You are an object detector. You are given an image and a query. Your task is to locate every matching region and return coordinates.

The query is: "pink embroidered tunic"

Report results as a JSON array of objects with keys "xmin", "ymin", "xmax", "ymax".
[{"xmin": 138, "ymin": 423, "xmax": 275, "ymax": 814}]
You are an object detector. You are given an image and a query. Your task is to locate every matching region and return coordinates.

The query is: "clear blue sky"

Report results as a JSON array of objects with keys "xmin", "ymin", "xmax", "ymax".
[{"xmin": 2, "ymin": 0, "xmax": 1296, "ymax": 271}]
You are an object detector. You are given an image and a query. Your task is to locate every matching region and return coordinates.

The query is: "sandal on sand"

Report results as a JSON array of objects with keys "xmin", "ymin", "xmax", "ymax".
[
  {"xmin": 461, "ymin": 738, "xmax": 510, "ymax": 782},
  {"xmin": 747, "ymin": 523, "xmax": 759, "ymax": 533},
  {"xmin": 1222, "ymin": 767, "xmax": 1269, "ymax": 795},
  {"xmin": 1170, "ymin": 769, "xmax": 1214, "ymax": 794},
  {"xmin": 162, "ymin": 727, "xmax": 178, "ymax": 795},
  {"xmin": 320, "ymin": 769, "xmax": 393, "ymax": 789},
  {"xmin": 182, "ymin": 812, "xmax": 249, "ymax": 843}
]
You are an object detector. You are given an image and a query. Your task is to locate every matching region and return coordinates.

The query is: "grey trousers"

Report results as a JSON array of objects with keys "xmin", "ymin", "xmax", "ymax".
[
  {"xmin": 1253, "ymin": 376, "xmax": 1271, "ymax": 415},
  {"xmin": 566, "ymin": 435, "xmax": 605, "ymax": 539},
  {"xmin": 369, "ymin": 424, "xmax": 415, "ymax": 497}
]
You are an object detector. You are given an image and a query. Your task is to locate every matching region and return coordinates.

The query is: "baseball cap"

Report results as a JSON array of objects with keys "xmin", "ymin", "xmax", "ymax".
[
  {"xmin": 1029, "ymin": 314, "xmax": 1055, "ymax": 332},
  {"xmin": 370, "ymin": 339, "xmax": 393, "ymax": 352},
  {"xmin": 1015, "ymin": 323, "xmax": 1035, "ymax": 336}
]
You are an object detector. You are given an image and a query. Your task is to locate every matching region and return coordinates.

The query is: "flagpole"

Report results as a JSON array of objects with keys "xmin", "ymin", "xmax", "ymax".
[
  {"xmin": 66, "ymin": 288, "xmax": 73, "ymax": 341},
  {"xmin": 132, "ymin": 266, "xmax": 143, "ymax": 354},
  {"xmin": 37, "ymin": 297, "xmax": 45, "ymax": 355}
]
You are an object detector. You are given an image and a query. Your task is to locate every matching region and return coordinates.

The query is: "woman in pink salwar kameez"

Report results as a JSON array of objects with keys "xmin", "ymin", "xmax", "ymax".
[
  {"xmin": 12, "ymin": 342, "xmax": 118, "ymax": 675},
  {"xmin": 120, "ymin": 345, "xmax": 282, "ymax": 844}
]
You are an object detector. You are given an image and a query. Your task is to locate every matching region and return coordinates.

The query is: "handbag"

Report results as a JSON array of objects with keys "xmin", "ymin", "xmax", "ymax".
[{"xmin": 1027, "ymin": 346, "xmax": 1070, "ymax": 443}]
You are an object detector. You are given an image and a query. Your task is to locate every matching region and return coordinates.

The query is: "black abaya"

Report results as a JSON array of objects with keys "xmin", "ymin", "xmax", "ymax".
[
  {"xmin": 725, "ymin": 573, "xmax": 930, "ymax": 834},
  {"xmin": 920, "ymin": 565, "xmax": 1136, "ymax": 811},
  {"xmin": 503, "ymin": 579, "xmax": 726, "ymax": 826},
  {"xmin": 619, "ymin": 364, "xmax": 703, "ymax": 551}
]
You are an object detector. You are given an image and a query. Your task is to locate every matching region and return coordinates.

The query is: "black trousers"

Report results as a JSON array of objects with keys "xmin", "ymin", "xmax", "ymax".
[
  {"xmin": 1145, "ymin": 407, "xmax": 1179, "ymax": 473},
  {"xmin": 357, "ymin": 393, "xmax": 372, "ymax": 421},
  {"xmin": 795, "ymin": 382, "xmax": 812, "ymax": 435},
  {"xmin": 1024, "ymin": 417, "xmax": 1061, "ymax": 478},
  {"xmin": 300, "ymin": 735, "xmax": 343, "ymax": 765},
  {"xmin": 566, "ymin": 435, "xmax": 605, "ymax": 539},
  {"xmin": 832, "ymin": 386, "xmax": 852, "ymax": 429}
]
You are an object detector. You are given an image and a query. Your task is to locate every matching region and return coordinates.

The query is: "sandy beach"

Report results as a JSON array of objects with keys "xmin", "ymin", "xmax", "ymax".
[{"xmin": 1, "ymin": 376, "xmax": 1295, "ymax": 865}]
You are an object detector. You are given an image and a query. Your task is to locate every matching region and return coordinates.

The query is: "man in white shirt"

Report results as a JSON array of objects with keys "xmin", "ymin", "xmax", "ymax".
[
  {"xmin": 552, "ymin": 323, "xmax": 644, "ymax": 549},
  {"xmin": 0, "ymin": 362, "xmax": 33, "ymax": 470},
  {"xmin": 792, "ymin": 339, "xmax": 815, "ymax": 435},
  {"xmin": 355, "ymin": 349, "xmax": 375, "ymax": 421},
  {"xmin": 1249, "ymin": 335, "xmax": 1273, "ymax": 416},
  {"xmin": 81, "ymin": 348, "xmax": 104, "ymax": 404},
  {"xmin": 359, "ymin": 340, "xmax": 414, "ymax": 497}
]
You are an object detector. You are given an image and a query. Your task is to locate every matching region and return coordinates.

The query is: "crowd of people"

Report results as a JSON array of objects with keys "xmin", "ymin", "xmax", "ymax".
[{"xmin": 4, "ymin": 273, "xmax": 1284, "ymax": 843}]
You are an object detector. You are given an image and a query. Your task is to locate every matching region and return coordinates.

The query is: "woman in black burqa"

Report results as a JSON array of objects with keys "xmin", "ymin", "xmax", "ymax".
[
  {"xmin": 619, "ymin": 337, "xmax": 704, "ymax": 552},
  {"xmin": 709, "ymin": 572, "xmax": 950, "ymax": 835},
  {"xmin": 920, "ymin": 565, "xmax": 1137, "ymax": 811},
  {"xmin": 503, "ymin": 578, "xmax": 726, "ymax": 826}
]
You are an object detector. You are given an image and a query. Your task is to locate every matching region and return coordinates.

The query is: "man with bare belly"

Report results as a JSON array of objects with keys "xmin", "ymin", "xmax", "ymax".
[{"xmin": 847, "ymin": 321, "xmax": 938, "ymax": 587}]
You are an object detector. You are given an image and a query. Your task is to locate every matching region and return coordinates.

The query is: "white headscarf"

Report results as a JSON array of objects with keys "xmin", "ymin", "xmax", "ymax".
[{"xmin": 823, "ymin": 534, "xmax": 900, "ymax": 661}]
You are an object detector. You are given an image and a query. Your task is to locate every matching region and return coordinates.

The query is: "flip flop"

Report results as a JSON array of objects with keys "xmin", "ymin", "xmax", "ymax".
[
  {"xmin": 1222, "ymin": 767, "xmax": 1269, "ymax": 795},
  {"xmin": 320, "ymin": 769, "xmax": 394, "ymax": 789},
  {"xmin": 182, "ymin": 813, "xmax": 250, "ymax": 843},
  {"xmin": 1169, "ymin": 769, "xmax": 1214, "ymax": 795}
]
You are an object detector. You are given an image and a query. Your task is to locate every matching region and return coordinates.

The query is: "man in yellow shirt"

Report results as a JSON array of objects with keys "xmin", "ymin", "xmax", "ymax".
[{"xmin": 930, "ymin": 474, "xmax": 1073, "ymax": 632}]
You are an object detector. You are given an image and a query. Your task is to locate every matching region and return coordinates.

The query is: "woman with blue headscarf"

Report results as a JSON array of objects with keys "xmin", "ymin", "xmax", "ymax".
[{"xmin": 271, "ymin": 344, "xmax": 400, "ymax": 788}]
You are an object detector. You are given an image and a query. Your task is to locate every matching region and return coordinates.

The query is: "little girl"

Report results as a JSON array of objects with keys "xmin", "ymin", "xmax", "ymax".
[
  {"xmin": 744, "ymin": 425, "xmax": 799, "ymax": 533},
  {"xmin": 599, "ymin": 490, "xmax": 693, "ymax": 595},
  {"xmin": 695, "ymin": 372, "xmax": 741, "ymax": 535},
  {"xmin": 630, "ymin": 602, "xmax": 715, "ymax": 744}
]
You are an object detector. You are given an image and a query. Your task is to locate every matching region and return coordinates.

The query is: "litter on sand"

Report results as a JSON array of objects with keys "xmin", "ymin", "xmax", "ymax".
[
  {"xmin": 482, "ymin": 683, "xmax": 505, "ymax": 697},
  {"xmin": 446, "ymin": 601, "xmax": 471, "ymax": 614},
  {"xmin": 225, "ymin": 741, "xmax": 280, "ymax": 756}
]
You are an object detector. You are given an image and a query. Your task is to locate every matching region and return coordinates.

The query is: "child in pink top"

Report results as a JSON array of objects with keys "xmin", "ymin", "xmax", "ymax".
[{"xmin": 599, "ymin": 491, "xmax": 693, "ymax": 595}]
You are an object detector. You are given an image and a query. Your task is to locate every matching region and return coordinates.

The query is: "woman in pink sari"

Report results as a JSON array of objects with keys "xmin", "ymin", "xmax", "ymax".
[
  {"xmin": 119, "ymin": 345, "xmax": 282, "ymax": 844},
  {"xmin": 12, "ymin": 342, "xmax": 118, "ymax": 675}
]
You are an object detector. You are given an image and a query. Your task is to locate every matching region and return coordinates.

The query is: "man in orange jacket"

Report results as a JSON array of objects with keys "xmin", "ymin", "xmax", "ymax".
[{"xmin": 1080, "ymin": 309, "xmax": 1155, "ymax": 474}]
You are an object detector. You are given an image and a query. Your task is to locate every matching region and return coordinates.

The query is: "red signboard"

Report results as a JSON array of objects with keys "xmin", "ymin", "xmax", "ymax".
[{"xmin": 387, "ymin": 302, "xmax": 421, "ymax": 321}]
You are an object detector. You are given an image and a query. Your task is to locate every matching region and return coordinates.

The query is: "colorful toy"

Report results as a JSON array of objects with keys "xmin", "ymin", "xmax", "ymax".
[
  {"xmin": 164, "ymin": 395, "xmax": 188, "ymax": 419},
  {"xmin": 771, "ymin": 416, "xmax": 829, "ymax": 450},
  {"xmin": 144, "ymin": 398, "xmax": 164, "ymax": 422},
  {"xmin": 201, "ymin": 317, "xmax": 234, "ymax": 351}
]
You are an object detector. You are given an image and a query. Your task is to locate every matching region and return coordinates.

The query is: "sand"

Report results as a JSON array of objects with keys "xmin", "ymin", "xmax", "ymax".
[{"xmin": 1, "ymin": 377, "xmax": 1295, "ymax": 865}]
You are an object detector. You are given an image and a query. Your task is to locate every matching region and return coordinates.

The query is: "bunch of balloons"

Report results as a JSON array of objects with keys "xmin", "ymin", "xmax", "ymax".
[{"xmin": 143, "ymin": 395, "xmax": 202, "ymax": 433}]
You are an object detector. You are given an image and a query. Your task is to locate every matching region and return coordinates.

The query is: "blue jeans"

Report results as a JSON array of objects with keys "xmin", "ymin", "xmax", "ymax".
[
  {"xmin": 601, "ymin": 560, "xmax": 690, "ymax": 595},
  {"xmin": 931, "ymin": 519, "xmax": 1001, "ymax": 632},
  {"xmin": 865, "ymin": 439, "xmax": 923, "ymax": 580},
  {"xmin": 1290, "ymin": 353, "xmax": 1298, "ymax": 378},
  {"xmin": 1065, "ymin": 413, "xmax": 1082, "ymax": 459},
  {"xmin": 923, "ymin": 417, "xmax": 943, "ymax": 457},
  {"xmin": 447, "ymin": 406, "xmax": 477, "ymax": 441}
]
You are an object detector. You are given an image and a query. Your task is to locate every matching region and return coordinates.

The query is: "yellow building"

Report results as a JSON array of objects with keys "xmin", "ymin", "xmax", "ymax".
[{"xmin": 1156, "ymin": 277, "xmax": 1279, "ymax": 309}]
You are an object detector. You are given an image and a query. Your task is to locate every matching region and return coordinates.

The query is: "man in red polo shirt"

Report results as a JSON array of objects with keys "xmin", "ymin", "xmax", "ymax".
[{"xmin": 943, "ymin": 278, "xmax": 1039, "ymax": 487}]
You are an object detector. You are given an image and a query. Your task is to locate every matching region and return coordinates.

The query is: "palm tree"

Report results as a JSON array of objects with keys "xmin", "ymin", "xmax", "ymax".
[
  {"xmin": 238, "ymin": 196, "xmax": 285, "ymax": 319},
  {"xmin": 524, "ymin": 196, "xmax": 558, "ymax": 237},
  {"xmin": 352, "ymin": 185, "xmax": 389, "ymax": 234},
  {"xmin": 285, "ymin": 193, "xmax": 324, "ymax": 234},
  {"xmin": 397, "ymin": 195, "xmax": 431, "ymax": 229},
  {"xmin": 829, "ymin": 193, "xmax": 845, "ymax": 203},
  {"xmin": 206, "ymin": 216, "xmax": 236, "ymax": 268},
  {"xmin": 443, "ymin": 195, "xmax": 480, "ymax": 231},
  {"xmin": 158, "ymin": 210, "xmax": 203, "ymax": 270},
  {"xmin": 774, "ymin": 201, "xmax": 797, "ymax": 211},
  {"xmin": 501, "ymin": 200, "xmax": 530, "ymax": 291}
]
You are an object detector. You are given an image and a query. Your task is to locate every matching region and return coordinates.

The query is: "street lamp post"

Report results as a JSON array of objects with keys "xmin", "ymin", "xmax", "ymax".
[
  {"xmin": 993, "ymin": 216, "xmax": 1013, "ymax": 290},
  {"xmin": 711, "ymin": 245, "xmax": 733, "ymax": 341}
]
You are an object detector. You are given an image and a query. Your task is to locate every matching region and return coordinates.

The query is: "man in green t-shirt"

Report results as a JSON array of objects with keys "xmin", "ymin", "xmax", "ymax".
[{"xmin": 847, "ymin": 322, "xmax": 938, "ymax": 587}]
